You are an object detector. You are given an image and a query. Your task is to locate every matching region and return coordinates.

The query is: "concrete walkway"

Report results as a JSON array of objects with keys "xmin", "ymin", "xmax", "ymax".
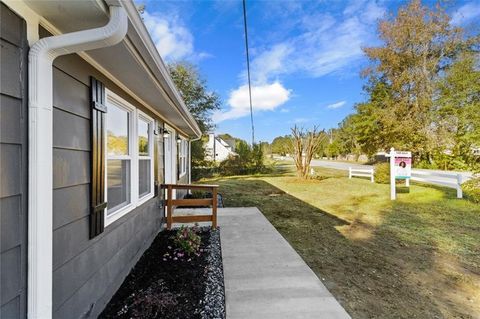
[{"xmin": 218, "ymin": 207, "xmax": 351, "ymax": 319}]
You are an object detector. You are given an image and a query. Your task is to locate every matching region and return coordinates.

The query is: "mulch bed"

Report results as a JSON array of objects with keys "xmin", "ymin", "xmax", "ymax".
[{"xmin": 99, "ymin": 227, "xmax": 225, "ymax": 319}]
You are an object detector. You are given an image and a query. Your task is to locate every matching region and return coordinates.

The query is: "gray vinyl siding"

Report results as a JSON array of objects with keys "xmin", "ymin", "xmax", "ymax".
[
  {"xmin": 44, "ymin": 32, "xmax": 166, "ymax": 318},
  {"xmin": 0, "ymin": 3, "xmax": 28, "ymax": 318}
]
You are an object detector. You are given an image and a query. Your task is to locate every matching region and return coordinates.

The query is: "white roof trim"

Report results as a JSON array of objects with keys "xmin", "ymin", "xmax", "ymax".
[{"xmin": 118, "ymin": 0, "xmax": 202, "ymax": 138}]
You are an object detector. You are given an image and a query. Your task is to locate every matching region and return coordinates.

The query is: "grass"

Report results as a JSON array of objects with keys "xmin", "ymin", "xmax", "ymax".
[{"xmin": 200, "ymin": 164, "xmax": 480, "ymax": 319}]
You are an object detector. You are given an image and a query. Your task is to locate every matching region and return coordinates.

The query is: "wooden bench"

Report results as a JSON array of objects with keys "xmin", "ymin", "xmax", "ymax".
[{"xmin": 161, "ymin": 184, "xmax": 219, "ymax": 230}]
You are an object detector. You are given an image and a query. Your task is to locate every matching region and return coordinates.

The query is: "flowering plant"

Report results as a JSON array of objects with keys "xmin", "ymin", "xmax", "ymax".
[{"xmin": 173, "ymin": 225, "xmax": 202, "ymax": 256}]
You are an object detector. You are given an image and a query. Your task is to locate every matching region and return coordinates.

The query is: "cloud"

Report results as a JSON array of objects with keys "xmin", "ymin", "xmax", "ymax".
[
  {"xmin": 326, "ymin": 101, "xmax": 346, "ymax": 109},
  {"xmin": 217, "ymin": 0, "xmax": 384, "ymax": 123},
  {"xmin": 292, "ymin": 118, "xmax": 310, "ymax": 124},
  {"xmin": 451, "ymin": 2, "xmax": 480, "ymax": 25},
  {"xmin": 248, "ymin": 44, "xmax": 293, "ymax": 83},
  {"xmin": 248, "ymin": 0, "xmax": 385, "ymax": 81},
  {"xmin": 361, "ymin": 1, "xmax": 386, "ymax": 23},
  {"xmin": 143, "ymin": 11, "xmax": 194, "ymax": 61},
  {"xmin": 213, "ymin": 82, "xmax": 291, "ymax": 122}
]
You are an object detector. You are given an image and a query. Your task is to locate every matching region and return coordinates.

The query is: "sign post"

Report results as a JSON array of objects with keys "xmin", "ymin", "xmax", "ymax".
[
  {"xmin": 386, "ymin": 148, "xmax": 412, "ymax": 200},
  {"xmin": 389, "ymin": 148, "xmax": 396, "ymax": 200}
]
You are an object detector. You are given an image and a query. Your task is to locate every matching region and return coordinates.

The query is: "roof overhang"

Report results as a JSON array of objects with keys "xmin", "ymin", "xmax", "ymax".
[{"xmin": 24, "ymin": 0, "xmax": 202, "ymax": 138}]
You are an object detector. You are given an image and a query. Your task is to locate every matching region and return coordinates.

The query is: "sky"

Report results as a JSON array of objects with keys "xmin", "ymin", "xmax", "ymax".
[{"xmin": 139, "ymin": 0, "xmax": 480, "ymax": 143}]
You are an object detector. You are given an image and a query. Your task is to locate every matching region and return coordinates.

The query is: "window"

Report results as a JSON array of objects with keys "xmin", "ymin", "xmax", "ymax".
[
  {"xmin": 138, "ymin": 113, "xmax": 154, "ymax": 199},
  {"xmin": 106, "ymin": 99, "xmax": 132, "ymax": 215},
  {"xmin": 105, "ymin": 90, "xmax": 155, "ymax": 225},
  {"xmin": 179, "ymin": 138, "xmax": 187, "ymax": 177}
]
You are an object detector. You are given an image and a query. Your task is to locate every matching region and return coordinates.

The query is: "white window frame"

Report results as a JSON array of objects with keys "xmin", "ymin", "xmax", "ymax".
[
  {"xmin": 179, "ymin": 137, "xmax": 187, "ymax": 178},
  {"xmin": 104, "ymin": 90, "xmax": 155, "ymax": 226},
  {"xmin": 137, "ymin": 110, "xmax": 155, "ymax": 205}
]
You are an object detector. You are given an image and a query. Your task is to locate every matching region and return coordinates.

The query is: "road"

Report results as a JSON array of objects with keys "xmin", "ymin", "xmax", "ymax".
[{"xmin": 281, "ymin": 157, "xmax": 473, "ymax": 187}]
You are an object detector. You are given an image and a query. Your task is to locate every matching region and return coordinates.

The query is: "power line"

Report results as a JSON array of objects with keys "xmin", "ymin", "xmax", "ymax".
[{"xmin": 242, "ymin": 0, "xmax": 255, "ymax": 145}]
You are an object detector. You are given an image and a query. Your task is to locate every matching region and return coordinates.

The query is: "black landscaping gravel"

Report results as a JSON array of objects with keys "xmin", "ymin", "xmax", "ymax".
[
  {"xmin": 200, "ymin": 229, "xmax": 225, "ymax": 319},
  {"xmin": 99, "ymin": 227, "xmax": 225, "ymax": 319}
]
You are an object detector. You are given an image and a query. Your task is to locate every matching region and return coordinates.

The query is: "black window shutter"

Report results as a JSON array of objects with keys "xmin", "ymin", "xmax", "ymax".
[{"xmin": 90, "ymin": 77, "xmax": 107, "ymax": 239}]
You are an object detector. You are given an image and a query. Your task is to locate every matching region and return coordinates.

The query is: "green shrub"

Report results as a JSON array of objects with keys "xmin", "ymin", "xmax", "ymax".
[
  {"xmin": 172, "ymin": 225, "xmax": 201, "ymax": 256},
  {"xmin": 217, "ymin": 142, "xmax": 270, "ymax": 176},
  {"xmin": 462, "ymin": 177, "xmax": 480, "ymax": 204},
  {"xmin": 374, "ymin": 163, "xmax": 390, "ymax": 184},
  {"xmin": 218, "ymin": 155, "xmax": 247, "ymax": 176},
  {"xmin": 191, "ymin": 166, "xmax": 218, "ymax": 181}
]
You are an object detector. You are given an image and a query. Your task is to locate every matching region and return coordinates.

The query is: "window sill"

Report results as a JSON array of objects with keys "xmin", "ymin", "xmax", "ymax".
[
  {"xmin": 105, "ymin": 203, "xmax": 135, "ymax": 227},
  {"xmin": 138, "ymin": 192, "xmax": 155, "ymax": 206},
  {"xmin": 105, "ymin": 193, "xmax": 156, "ymax": 227}
]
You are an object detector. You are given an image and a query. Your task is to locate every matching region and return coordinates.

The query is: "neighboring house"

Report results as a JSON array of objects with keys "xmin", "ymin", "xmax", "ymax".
[
  {"xmin": 205, "ymin": 133, "xmax": 237, "ymax": 162},
  {"xmin": 0, "ymin": 1, "xmax": 201, "ymax": 318}
]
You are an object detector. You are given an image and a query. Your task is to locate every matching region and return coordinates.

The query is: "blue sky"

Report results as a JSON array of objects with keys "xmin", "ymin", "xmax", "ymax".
[{"xmin": 140, "ymin": 0, "xmax": 480, "ymax": 143}]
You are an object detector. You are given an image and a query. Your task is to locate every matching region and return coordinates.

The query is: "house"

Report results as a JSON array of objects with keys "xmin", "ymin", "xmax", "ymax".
[
  {"xmin": 205, "ymin": 133, "xmax": 237, "ymax": 162},
  {"xmin": 0, "ymin": 1, "xmax": 201, "ymax": 318}
]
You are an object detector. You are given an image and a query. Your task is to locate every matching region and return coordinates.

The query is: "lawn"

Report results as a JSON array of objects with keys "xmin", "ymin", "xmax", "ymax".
[{"xmin": 201, "ymin": 164, "xmax": 480, "ymax": 319}]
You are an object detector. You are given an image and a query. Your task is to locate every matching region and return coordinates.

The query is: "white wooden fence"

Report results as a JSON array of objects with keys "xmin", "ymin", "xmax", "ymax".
[
  {"xmin": 410, "ymin": 170, "xmax": 464, "ymax": 198},
  {"xmin": 348, "ymin": 167, "xmax": 466, "ymax": 198},
  {"xmin": 349, "ymin": 167, "xmax": 374, "ymax": 183}
]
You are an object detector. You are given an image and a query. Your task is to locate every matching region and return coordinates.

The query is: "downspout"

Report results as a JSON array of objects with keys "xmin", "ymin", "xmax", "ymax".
[{"xmin": 28, "ymin": 6, "xmax": 127, "ymax": 319}]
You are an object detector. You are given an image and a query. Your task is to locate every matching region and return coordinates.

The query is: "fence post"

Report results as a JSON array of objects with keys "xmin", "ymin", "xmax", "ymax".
[
  {"xmin": 212, "ymin": 187, "xmax": 218, "ymax": 229},
  {"xmin": 348, "ymin": 167, "xmax": 352, "ymax": 179},
  {"xmin": 457, "ymin": 174, "xmax": 463, "ymax": 199},
  {"xmin": 167, "ymin": 185, "xmax": 173, "ymax": 230},
  {"xmin": 370, "ymin": 169, "xmax": 374, "ymax": 183}
]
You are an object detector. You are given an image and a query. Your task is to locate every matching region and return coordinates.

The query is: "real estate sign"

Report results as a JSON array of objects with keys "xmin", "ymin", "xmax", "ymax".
[
  {"xmin": 387, "ymin": 149, "xmax": 412, "ymax": 200},
  {"xmin": 394, "ymin": 151, "xmax": 411, "ymax": 179}
]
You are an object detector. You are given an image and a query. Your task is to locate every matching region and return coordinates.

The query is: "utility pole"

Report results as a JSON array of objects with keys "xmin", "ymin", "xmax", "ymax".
[{"xmin": 242, "ymin": 0, "xmax": 255, "ymax": 145}]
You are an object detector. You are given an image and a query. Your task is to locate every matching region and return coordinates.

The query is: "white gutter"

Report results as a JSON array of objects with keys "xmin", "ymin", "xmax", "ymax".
[{"xmin": 28, "ymin": 5, "xmax": 127, "ymax": 318}]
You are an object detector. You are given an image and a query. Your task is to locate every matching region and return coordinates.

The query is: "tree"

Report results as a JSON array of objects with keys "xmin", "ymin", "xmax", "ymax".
[
  {"xmin": 217, "ymin": 137, "xmax": 266, "ymax": 176},
  {"xmin": 362, "ymin": 0, "xmax": 463, "ymax": 160},
  {"xmin": 168, "ymin": 62, "xmax": 221, "ymax": 165},
  {"xmin": 435, "ymin": 52, "xmax": 480, "ymax": 170},
  {"xmin": 291, "ymin": 125, "xmax": 328, "ymax": 179},
  {"xmin": 350, "ymin": 77, "xmax": 395, "ymax": 157},
  {"xmin": 271, "ymin": 135, "xmax": 292, "ymax": 155},
  {"xmin": 336, "ymin": 115, "xmax": 361, "ymax": 159},
  {"xmin": 258, "ymin": 141, "xmax": 271, "ymax": 156},
  {"xmin": 168, "ymin": 62, "xmax": 220, "ymax": 132},
  {"xmin": 326, "ymin": 0, "xmax": 479, "ymax": 168}
]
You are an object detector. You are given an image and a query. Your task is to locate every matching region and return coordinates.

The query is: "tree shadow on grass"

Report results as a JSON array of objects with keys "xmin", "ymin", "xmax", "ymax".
[{"xmin": 215, "ymin": 178, "xmax": 479, "ymax": 319}]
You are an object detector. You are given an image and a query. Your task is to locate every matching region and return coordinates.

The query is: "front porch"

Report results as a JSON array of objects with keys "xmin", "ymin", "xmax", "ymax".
[{"xmin": 177, "ymin": 207, "xmax": 351, "ymax": 318}]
